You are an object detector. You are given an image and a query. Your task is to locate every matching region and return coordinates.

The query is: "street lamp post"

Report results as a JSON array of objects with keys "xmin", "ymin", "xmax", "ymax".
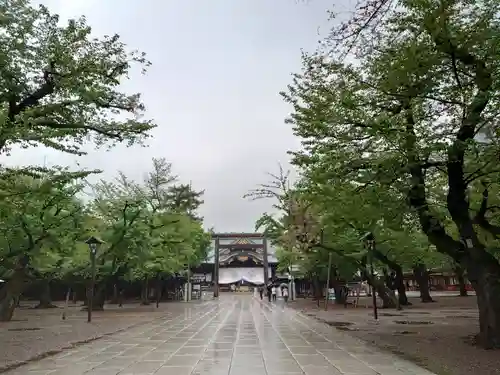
[
  {"xmin": 324, "ymin": 251, "xmax": 333, "ymax": 311},
  {"xmin": 364, "ymin": 232, "xmax": 378, "ymax": 320},
  {"xmin": 85, "ymin": 236, "xmax": 103, "ymax": 323}
]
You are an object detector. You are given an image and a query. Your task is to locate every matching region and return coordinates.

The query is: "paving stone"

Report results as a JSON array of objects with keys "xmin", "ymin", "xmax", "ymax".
[{"xmin": 3, "ymin": 295, "xmax": 440, "ymax": 375}]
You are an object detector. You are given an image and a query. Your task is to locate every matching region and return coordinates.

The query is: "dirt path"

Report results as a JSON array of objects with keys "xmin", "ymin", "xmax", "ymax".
[{"xmin": 288, "ymin": 296, "xmax": 500, "ymax": 375}]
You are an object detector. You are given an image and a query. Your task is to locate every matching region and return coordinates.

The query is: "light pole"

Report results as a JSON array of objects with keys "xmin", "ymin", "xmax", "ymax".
[
  {"xmin": 85, "ymin": 236, "xmax": 103, "ymax": 323},
  {"xmin": 364, "ymin": 232, "xmax": 378, "ymax": 320},
  {"xmin": 324, "ymin": 251, "xmax": 333, "ymax": 311}
]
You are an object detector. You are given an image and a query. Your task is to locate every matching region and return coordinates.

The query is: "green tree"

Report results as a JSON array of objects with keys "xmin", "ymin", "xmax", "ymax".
[
  {"xmin": 0, "ymin": 0, "xmax": 154, "ymax": 156},
  {"xmin": 283, "ymin": 0, "xmax": 500, "ymax": 347},
  {"xmin": 83, "ymin": 159, "xmax": 209, "ymax": 308},
  {"xmin": 0, "ymin": 168, "xmax": 87, "ymax": 320}
]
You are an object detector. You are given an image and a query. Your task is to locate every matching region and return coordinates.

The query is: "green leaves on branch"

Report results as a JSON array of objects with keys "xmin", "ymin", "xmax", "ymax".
[{"xmin": 0, "ymin": 0, "xmax": 155, "ymax": 156}]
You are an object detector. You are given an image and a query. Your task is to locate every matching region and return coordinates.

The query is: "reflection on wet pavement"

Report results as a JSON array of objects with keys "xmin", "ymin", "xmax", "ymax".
[{"xmin": 5, "ymin": 295, "xmax": 437, "ymax": 374}]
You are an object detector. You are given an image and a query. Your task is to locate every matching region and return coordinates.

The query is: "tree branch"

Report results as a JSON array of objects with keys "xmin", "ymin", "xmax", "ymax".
[{"xmin": 473, "ymin": 183, "xmax": 500, "ymax": 238}]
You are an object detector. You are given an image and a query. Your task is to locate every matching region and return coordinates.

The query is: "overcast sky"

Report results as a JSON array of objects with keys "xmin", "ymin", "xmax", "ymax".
[{"xmin": 7, "ymin": 0, "xmax": 342, "ymax": 233}]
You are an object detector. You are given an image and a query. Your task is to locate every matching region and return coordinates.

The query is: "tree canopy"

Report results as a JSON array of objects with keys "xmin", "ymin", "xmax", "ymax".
[
  {"xmin": 274, "ymin": 0, "xmax": 500, "ymax": 348},
  {"xmin": 0, "ymin": 0, "xmax": 154, "ymax": 156}
]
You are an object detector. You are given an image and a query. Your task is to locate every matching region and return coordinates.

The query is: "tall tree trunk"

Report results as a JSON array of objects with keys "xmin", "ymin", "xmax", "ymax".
[
  {"xmin": 0, "ymin": 269, "xmax": 25, "ymax": 321},
  {"xmin": 465, "ymin": 252, "xmax": 500, "ymax": 349},
  {"xmin": 374, "ymin": 250, "xmax": 411, "ymax": 306},
  {"xmin": 141, "ymin": 277, "xmax": 150, "ymax": 305},
  {"xmin": 312, "ymin": 275, "xmax": 321, "ymax": 307},
  {"xmin": 93, "ymin": 286, "xmax": 105, "ymax": 311},
  {"xmin": 394, "ymin": 267, "xmax": 410, "ymax": 306},
  {"xmin": 413, "ymin": 263, "xmax": 434, "ymax": 302},
  {"xmin": 81, "ymin": 284, "xmax": 105, "ymax": 311},
  {"xmin": 373, "ymin": 277, "xmax": 397, "ymax": 309},
  {"xmin": 155, "ymin": 274, "xmax": 162, "ymax": 308},
  {"xmin": 454, "ymin": 264, "xmax": 468, "ymax": 297},
  {"xmin": 109, "ymin": 283, "xmax": 119, "ymax": 304},
  {"xmin": 35, "ymin": 279, "xmax": 57, "ymax": 309}
]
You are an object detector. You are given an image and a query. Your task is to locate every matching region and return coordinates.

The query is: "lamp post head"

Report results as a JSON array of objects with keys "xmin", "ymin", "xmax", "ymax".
[{"xmin": 85, "ymin": 236, "xmax": 103, "ymax": 254}]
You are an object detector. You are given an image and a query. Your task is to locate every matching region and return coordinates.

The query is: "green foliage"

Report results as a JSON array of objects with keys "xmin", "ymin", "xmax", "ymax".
[
  {"xmin": 279, "ymin": 0, "xmax": 500, "ymax": 272},
  {"xmin": 0, "ymin": 0, "xmax": 155, "ymax": 156},
  {"xmin": 0, "ymin": 167, "xmax": 89, "ymax": 279},
  {"xmin": 0, "ymin": 158, "xmax": 210, "ymax": 288}
]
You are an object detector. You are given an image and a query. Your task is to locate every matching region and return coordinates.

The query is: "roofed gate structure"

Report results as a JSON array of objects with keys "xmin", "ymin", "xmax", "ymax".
[{"xmin": 189, "ymin": 233, "xmax": 278, "ymax": 297}]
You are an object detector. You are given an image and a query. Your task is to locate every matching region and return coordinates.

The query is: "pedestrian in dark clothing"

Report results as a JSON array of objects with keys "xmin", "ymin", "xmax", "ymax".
[
  {"xmin": 259, "ymin": 286, "xmax": 264, "ymax": 300},
  {"xmin": 266, "ymin": 283, "xmax": 272, "ymax": 302}
]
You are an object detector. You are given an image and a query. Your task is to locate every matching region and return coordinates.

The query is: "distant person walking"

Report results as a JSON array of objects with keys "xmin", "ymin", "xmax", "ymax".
[
  {"xmin": 282, "ymin": 287, "xmax": 289, "ymax": 303},
  {"xmin": 271, "ymin": 286, "xmax": 277, "ymax": 302},
  {"xmin": 266, "ymin": 283, "xmax": 272, "ymax": 302},
  {"xmin": 259, "ymin": 286, "xmax": 264, "ymax": 300}
]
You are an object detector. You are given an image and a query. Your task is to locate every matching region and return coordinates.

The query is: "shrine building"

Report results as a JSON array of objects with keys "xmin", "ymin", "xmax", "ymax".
[{"xmin": 190, "ymin": 233, "xmax": 282, "ymax": 295}]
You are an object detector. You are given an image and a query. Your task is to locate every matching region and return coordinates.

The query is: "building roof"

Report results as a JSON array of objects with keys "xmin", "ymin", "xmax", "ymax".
[{"xmin": 203, "ymin": 238, "xmax": 278, "ymax": 264}]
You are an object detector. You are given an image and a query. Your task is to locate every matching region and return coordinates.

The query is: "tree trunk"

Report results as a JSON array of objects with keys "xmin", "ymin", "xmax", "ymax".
[
  {"xmin": 465, "ymin": 253, "xmax": 500, "ymax": 349},
  {"xmin": 81, "ymin": 284, "xmax": 105, "ymax": 311},
  {"xmin": 88, "ymin": 285, "xmax": 105, "ymax": 311},
  {"xmin": 118, "ymin": 290, "xmax": 124, "ymax": 307},
  {"xmin": 413, "ymin": 263, "xmax": 434, "ymax": 302},
  {"xmin": 0, "ymin": 269, "xmax": 25, "ymax": 321},
  {"xmin": 141, "ymin": 277, "xmax": 150, "ymax": 305},
  {"xmin": 93, "ymin": 287, "xmax": 105, "ymax": 311},
  {"xmin": 155, "ymin": 275, "xmax": 162, "ymax": 308},
  {"xmin": 311, "ymin": 275, "xmax": 321, "ymax": 307},
  {"xmin": 373, "ymin": 250, "xmax": 410, "ymax": 306},
  {"xmin": 394, "ymin": 268, "xmax": 410, "ymax": 306},
  {"xmin": 333, "ymin": 285, "xmax": 348, "ymax": 305},
  {"xmin": 374, "ymin": 281, "xmax": 397, "ymax": 309},
  {"xmin": 35, "ymin": 279, "xmax": 57, "ymax": 309},
  {"xmin": 454, "ymin": 264, "xmax": 468, "ymax": 297},
  {"xmin": 366, "ymin": 273, "xmax": 397, "ymax": 309},
  {"xmin": 109, "ymin": 284, "xmax": 119, "ymax": 304}
]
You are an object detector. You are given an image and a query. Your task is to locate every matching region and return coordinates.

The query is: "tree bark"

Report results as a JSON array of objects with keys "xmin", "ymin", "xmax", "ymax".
[
  {"xmin": 400, "ymin": 39, "xmax": 500, "ymax": 346},
  {"xmin": 312, "ymin": 275, "xmax": 321, "ymax": 307},
  {"xmin": 394, "ymin": 267, "xmax": 410, "ymax": 306},
  {"xmin": 374, "ymin": 250, "xmax": 410, "ymax": 306},
  {"xmin": 141, "ymin": 277, "xmax": 150, "ymax": 305},
  {"xmin": 365, "ymin": 273, "xmax": 397, "ymax": 309},
  {"xmin": 374, "ymin": 280, "xmax": 397, "ymax": 309},
  {"xmin": 454, "ymin": 264, "xmax": 468, "ymax": 297},
  {"xmin": 34, "ymin": 279, "xmax": 57, "ymax": 309},
  {"xmin": 412, "ymin": 263, "xmax": 434, "ymax": 302},
  {"xmin": 109, "ymin": 283, "xmax": 119, "ymax": 304},
  {"xmin": 465, "ymin": 253, "xmax": 500, "ymax": 349},
  {"xmin": 81, "ymin": 284, "xmax": 105, "ymax": 311},
  {"xmin": 155, "ymin": 275, "xmax": 162, "ymax": 308},
  {"xmin": 93, "ymin": 286, "xmax": 105, "ymax": 311},
  {"xmin": 0, "ymin": 269, "xmax": 25, "ymax": 321}
]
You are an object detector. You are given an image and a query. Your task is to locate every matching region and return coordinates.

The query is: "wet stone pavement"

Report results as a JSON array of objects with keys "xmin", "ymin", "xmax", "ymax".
[{"xmin": 5, "ymin": 295, "xmax": 437, "ymax": 375}]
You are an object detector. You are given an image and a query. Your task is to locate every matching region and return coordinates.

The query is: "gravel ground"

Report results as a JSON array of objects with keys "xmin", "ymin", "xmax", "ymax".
[
  {"xmin": 0, "ymin": 301, "xmax": 204, "ymax": 372},
  {"xmin": 288, "ymin": 295, "xmax": 500, "ymax": 375}
]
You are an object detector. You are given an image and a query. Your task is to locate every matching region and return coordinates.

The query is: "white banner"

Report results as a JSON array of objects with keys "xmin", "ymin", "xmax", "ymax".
[{"xmin": 219, "ymin": 267, "xmax": 270, "ymax": 284}]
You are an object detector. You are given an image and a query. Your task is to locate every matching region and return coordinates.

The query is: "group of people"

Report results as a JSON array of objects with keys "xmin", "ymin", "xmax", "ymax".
[{"xmin": 258, "ymin": 283, "xmax": 289, "ymax": 303}]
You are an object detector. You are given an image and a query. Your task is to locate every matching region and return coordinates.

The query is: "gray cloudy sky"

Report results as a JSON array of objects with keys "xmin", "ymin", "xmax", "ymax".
[{"xmin": 8, "ymin": 0, "xmax": 340, "ymax": 233}]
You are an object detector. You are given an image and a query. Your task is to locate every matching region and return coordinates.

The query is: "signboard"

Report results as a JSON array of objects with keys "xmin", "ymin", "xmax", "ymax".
[{"xmin": 191, "ymin": 273, "xmax": 212, "ymax": 283}]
